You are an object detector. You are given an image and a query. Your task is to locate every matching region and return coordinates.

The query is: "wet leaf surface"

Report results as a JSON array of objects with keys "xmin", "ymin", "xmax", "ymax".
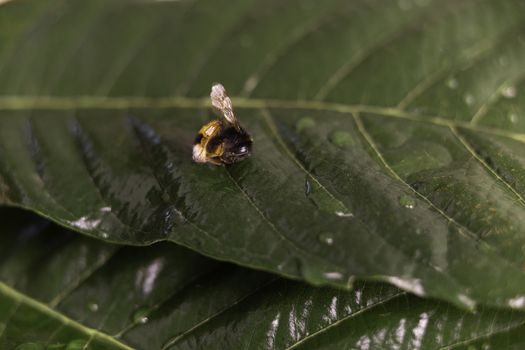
[
  {"xmin": 2, "ymin": 208, "xmax": 525, "ymax": 350},
  {"xmin": 1, "ymin": 0, "xmax": 525, "ymax": 312}
]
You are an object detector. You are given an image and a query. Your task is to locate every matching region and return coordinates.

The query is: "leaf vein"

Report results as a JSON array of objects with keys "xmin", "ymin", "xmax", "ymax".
[
  {"xmin": 176, "ymin": 0, "xmax": 259, "ymax": 96},
  {"xmin": 438, "ymin": 318, "xmax": 525, "ymax": 349},
  {"xmin": 397, "ymin": 23, "xmax": 525, "ymax": 110},
  {"xmin": 116, "ymin": 264, "xmax": 223, "ymax": 337},
  {"xmin": 285, "ymin": 291, "xmax": 407, "ymax": 350},
  {"xmin": 71, "ymin": 119, "xmax": 153, "ymax": 239},
  {"xmin": 352, "ymin": 113, "xmax": 479, "ymax": 240},
  {"xmin": 315, "ymin": 0, "xmax": 466, "ymax": 101},
  {"xmin": 48, "ymin": 247, "xmax": 120, "ymax": 308},
  {"xmin": 0, "ymin": 282, "xmax": 132, "ymax": 350},
  {"xmin": 240, "ymin": 0, "xmax": 344, "ymax": 97},
  {"xmin": 0, "ymin": 96, "xmax": 524, "ymax": 146},
  {"xmin": 160, "ymin": 276, "xmax": 279, "ymax": 349},
  {"xmin": 449, "ymin": 126, "xmax": 525, "ymax": 207},
  {"xmin": 260, "ymin": 108, "xmax": 347, "ymax": 212},
  {"xmin": 471, "ymin": 70, "xmax": 525, "ymax": 125}
]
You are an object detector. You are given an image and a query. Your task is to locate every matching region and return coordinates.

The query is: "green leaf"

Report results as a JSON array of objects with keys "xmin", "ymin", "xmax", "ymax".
[
  {"xmin": 2, "ymin": 0, "xmax": 525, "ymax": 310},
  {"xmin": 2, "ymin": 208, "xmax": 525, "ymax": 350}
]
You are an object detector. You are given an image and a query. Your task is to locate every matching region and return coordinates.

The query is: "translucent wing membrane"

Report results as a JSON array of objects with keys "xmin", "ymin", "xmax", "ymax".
[{"xmin": 210, "ymin": 83, "xmax": 240, "ymax": 130}]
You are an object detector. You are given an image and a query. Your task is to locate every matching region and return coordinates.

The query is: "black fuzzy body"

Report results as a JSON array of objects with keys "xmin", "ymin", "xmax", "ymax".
[{"xmin": 208, "ymin": 124, "xmax": 252, "ymax": 164}]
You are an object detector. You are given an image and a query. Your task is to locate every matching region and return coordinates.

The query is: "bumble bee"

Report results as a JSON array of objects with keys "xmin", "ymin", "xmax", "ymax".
[{"xmin": 192, "ymin": 83, "xmax": 253, "ymax": 166}]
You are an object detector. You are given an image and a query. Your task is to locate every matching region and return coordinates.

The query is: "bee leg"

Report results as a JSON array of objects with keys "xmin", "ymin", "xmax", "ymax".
[{"xmin": 207, "ymin": 156, "xmax": 224, "ymax": 166}]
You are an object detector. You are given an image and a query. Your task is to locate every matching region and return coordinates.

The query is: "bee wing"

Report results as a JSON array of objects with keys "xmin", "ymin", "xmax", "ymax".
[{"xmin": 210, "ymin": 83, "xmax": 240, "ymax": 129}]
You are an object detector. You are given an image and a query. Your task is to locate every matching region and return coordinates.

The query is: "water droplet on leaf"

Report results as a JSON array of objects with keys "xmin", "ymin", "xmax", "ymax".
[
  {"xmin": 324, "ymin": 271, "xmax": 344, "ymax": 281},
  {"xmin": 508, "ymin": 296, "xmax": 525, "ymax": 309},
  {"xmin": 464, "ymin": 94, "xmax": 475, "ymax": 106},
  {"xmin": 296, "ymin": 117, "xmax": 315, "ymax": 132},
  {"xmin": 399, "ymin": 195, "xmax": 416, "ymax": 209},
  {"xmin": 501, "ymin": 85, "xmax": 517, "ymax": 99},
  {"xmin": 446, "ymin": 77, "xmax": 458, "ymax": 89},
  {"xmin": 133, "ymin": 308, "xmax": 150, "ymax": 324},
  {"xmin": 305, "ymin": 178, "xmax": 311, "ymax": 196},
  {"xmin": 329, "ymin": 131, "xmax": 353, "ymax": 148},
  {"xmin": 335, "ymin": 211, "xmax": 354, "ymax": 218},
  {"xmin": 301, "ymin": 263, "xmax": 340, "ymax": 285},
  {"xmin": 318, "ymin": 232, "xmax": 334, "ymax": 245},
  {"xmin": 87, "ymin": 302, "xmax": 99, "ymax": 312},
  {"xmin": 457, "ymin": 293, "xmax": 476, "ymax": 310},
  {"xmin": 387, "ymin": 277, "xmax": 425, "ymax": 296},
  {"xmin": 66, "ymin": 339, "xmax": 88, "ymax": 350}
]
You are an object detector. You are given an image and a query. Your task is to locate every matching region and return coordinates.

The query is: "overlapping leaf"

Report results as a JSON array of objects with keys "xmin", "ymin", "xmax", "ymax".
[{"xmin": 2, "ymin": 208, "xmax": 525, "ymax": 350}]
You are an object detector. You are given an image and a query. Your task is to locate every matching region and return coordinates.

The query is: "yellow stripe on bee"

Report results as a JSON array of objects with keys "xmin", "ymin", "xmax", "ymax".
[
  {"xmin": 199, "ymin": 120, "xmax": 221, "ymax": 137},
  {"xmin": 212, "ymin": 142, "xmax": 224, "ymax": 157}
]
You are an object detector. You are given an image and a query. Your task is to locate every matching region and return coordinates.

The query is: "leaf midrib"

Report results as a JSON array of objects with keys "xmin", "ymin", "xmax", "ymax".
[
  {"xmin": 0, "ymin": 96, "xmax": 522, "ymax": 143},
  {"xmin": 0, "ymin": 282, "xmax": 132, "ymax": 350}
]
